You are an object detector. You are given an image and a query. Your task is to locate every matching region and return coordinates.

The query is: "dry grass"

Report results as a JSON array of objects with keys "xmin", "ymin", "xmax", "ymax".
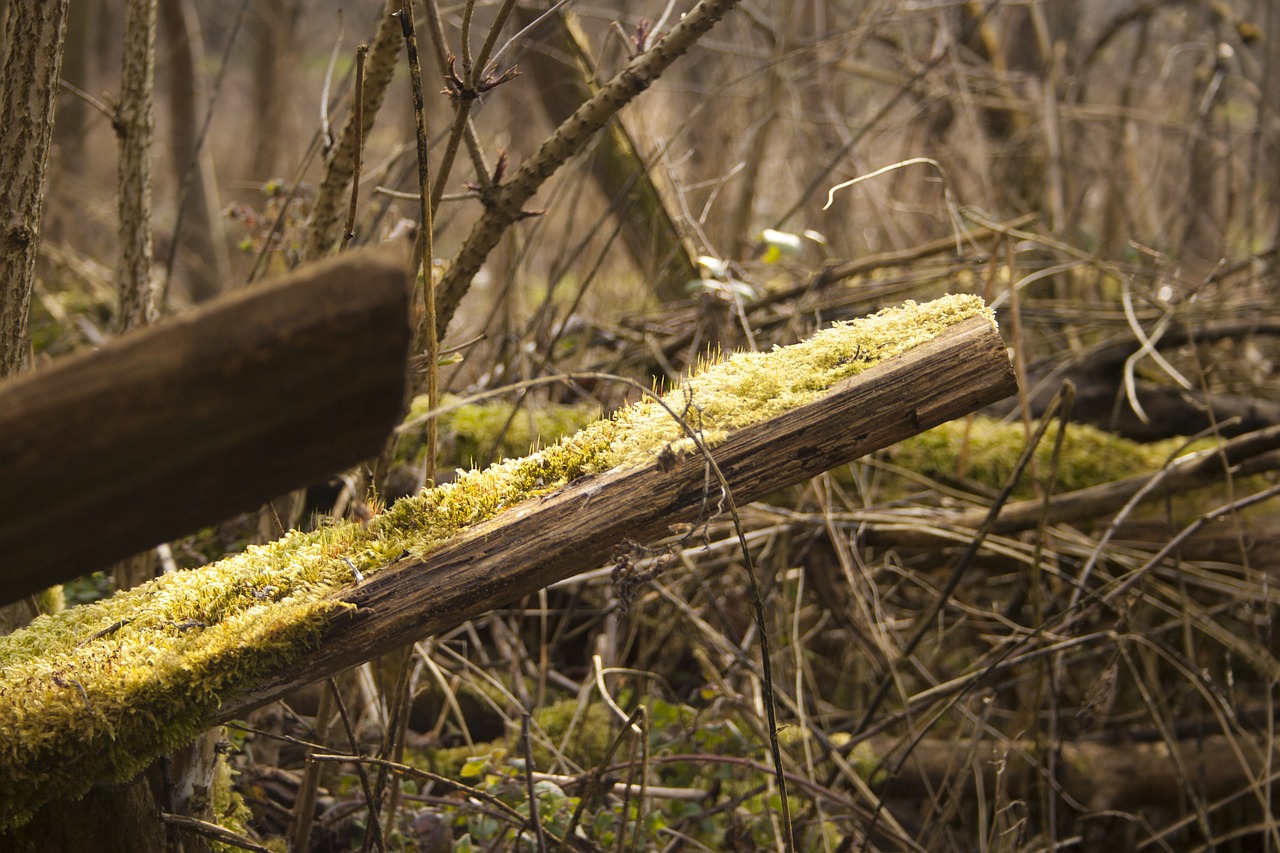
[{"xmin": 17, "ymin": 0, "xmax": 1280, "ymax": 850}]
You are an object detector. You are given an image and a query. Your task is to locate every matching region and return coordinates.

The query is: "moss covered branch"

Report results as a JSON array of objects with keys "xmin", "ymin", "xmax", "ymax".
[{"xmin": 0, "ymin": 294, "xmax": 1014, "ymax": 827}]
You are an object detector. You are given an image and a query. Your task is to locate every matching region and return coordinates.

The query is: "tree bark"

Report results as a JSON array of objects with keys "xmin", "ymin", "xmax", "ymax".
[
  {"xmin": 0, "ymin": 303, "xmax": 1015, "ymax": 825},
  {"xmin": 0, "ymin": 0, "xmax": 71, "ymax": 377},
  {"xmin": 115, "ymin": 0, "xmax": 158, "ymax": 331}
]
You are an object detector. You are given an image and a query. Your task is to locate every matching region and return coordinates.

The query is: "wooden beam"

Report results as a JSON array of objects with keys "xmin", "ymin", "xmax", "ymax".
[
  {"xmin": 217, "ymin": 314, "xmax": 1016, "ymax": 719},
  {"xmin": 0, "ymin": 246, "xmax": 410, "ymax": 605}
]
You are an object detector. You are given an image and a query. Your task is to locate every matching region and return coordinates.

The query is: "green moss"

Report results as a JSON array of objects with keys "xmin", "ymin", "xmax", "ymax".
[
  {"xmin": 415, "ymin": 700, "xmax": 613, "ymax": 781},
  {"xmin": 892, "ymin": 417, "xmax": 1214, "ymax": 497},
  {"xmin": 402, "ymin": 394, "xmax": 601, "ymax": 468},
  {"xmin": 0, "ymin": 527, "xmax": 361, "ymax": 827},
  {"xmin": 605, "ymin": 294, "xmax": 991, "ymax": 467},
  {"xmin": 209, "ymin": 754, "xmax": 256, "ymax": 853},
  {"xmin": 0, "ymin": 294, "xmax": 991, "ymax": 828}
]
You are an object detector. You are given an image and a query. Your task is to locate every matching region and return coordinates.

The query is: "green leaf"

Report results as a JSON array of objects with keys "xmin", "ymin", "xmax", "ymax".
[{"xmin": 460, "ymin": 754, "xmax": 490, "ymax": 779}]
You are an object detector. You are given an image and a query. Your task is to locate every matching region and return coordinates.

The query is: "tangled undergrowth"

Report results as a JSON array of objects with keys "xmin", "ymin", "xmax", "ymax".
[{"xmin": 9, "ymin": 1, "xmax": 1280, "ymax": 850}]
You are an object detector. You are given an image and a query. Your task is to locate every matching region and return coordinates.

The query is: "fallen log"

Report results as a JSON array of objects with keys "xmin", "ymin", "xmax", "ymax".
[
  {"xmin": 0, "ymin": 246, "xmax": 411, "ymax": 605},
  {"xmin": 0, "ymin": 294, "xmax": 1016, "ymax": 827},
  {"xmin": 865, "ymin": 733, "xmax": 1270, "ymax": 816}
]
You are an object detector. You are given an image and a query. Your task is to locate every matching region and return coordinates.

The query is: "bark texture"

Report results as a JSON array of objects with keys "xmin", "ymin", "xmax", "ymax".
[
  {"xmin": 302, "ymin": 0, "xmax": 404, "ymax": 260},
  {"xmin": 219, "ymin": 315, "xmax": 1016, "ymax": 717},
  {"xmin": 115, "ymin": 0, "xmax": 158, "ymax": 331},
  {"xmin": 0, "ymin": 0, "xmax": 71, "ymax": 376}
]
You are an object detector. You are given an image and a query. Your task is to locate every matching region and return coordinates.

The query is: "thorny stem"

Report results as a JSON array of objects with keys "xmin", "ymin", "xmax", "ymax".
[
  {"xmin": 473, "ymin": 0, "xmax": 518, "ymax": 79},
  {"xmin": 433, "ymin": 0, "xmax": 746, "ymax": 340},
  {"xmin": 340, "ymin": 44, "xmax": 368, "ymax": 251},
  {"xmin": 420, "ymin": 0, "xmax": 493, "ymax": 191},
  {"xmin": 459, "ymin": 0, "xmax": 475, "ymax": 85},
  {"xmin": 432, "ymin": 87, "xmax": 474, "ymax": 216},
  {"xmin": 428, "ymin": 0, "xmax": 518, "ymax": 215},
  {"xmin": 399, "ymin": 0, "xmax": 438, "ymax": 488}
]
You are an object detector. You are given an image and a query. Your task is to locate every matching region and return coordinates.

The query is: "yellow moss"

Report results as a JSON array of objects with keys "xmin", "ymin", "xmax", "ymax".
[
  {"xmin": 0, "ymin": 294, "xmax": 991, "ymax": 828},
  {"xmin": 402, "ymin": 393, "xmax": 602, "ymax": 468},
  {"xmin": 606, "ymin": 294, "xmax": 991, "ymax": 467},
  {"xmin": 209, "ymin": 754, "xmax": 255, "ymax": 853},
  {"xmin": 891, "ymin": 417, "xmax": 1215, "ymax": 497}
]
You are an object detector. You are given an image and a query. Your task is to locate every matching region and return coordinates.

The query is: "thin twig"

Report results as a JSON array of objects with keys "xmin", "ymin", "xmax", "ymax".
[
  {"xmin": 291, "ymin": 684, "xmax": 335, "ymax": 852},
  {"xmin": 433, "ymin": 0, "xmax": 746, "ymax": 340},
  {"xmin": 459, "ymin": 0, "xmax": 476, "ymax": 84},
  {"xmin": 320, "ymin": 10, "xmax": 345, "ymax": 152},
  {"xmin": 160, "ymin": 813, "xmax": 272, "ymax": 853},
  {"xmin": 521, "ymin": 713, "xmax": 549, "ymax": 852},
  {"xmin": 340, "ymin": 44, "xmax": 369, "ymax": 251},
  {"xmin": 325, "ymin": 678, "xmax": 386, "ymax": 853},
  {"xmin": 56, "ymin": 79, "xmax": 113, "ymax": 119},
  {"xmin": 847, "ymin": 382, "xmax": 1074, "ymax": 740},
  {"xmin": 399, "ymin": 0, "xmax": 438, "ymax": 487}
]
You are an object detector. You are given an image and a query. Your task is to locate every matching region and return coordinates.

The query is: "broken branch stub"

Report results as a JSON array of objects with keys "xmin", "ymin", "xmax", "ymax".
[{"xmin": 0, "ymin": 246, "xmax": 411, "ymax": 604}]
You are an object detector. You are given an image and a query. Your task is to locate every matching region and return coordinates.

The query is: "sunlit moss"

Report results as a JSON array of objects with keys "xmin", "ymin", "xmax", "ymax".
[
  {"xmin": 210, "ymin": 754, "xmax": 255, "ymax": 853},
  {"xmin": 606, "ymin": 294, "xmax": 991, "ymax": 467},
  {"xmin": 0, "ymin": 294, "xmax": 992, "ymax": 828}
]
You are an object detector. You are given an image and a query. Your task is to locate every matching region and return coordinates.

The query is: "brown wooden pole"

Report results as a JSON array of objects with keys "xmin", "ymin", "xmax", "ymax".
[
  {"xmin": 0, "ymin": 246, "xmax": 410, "ymax": 605},
  {"xmin": 216, "ymin": 314, "xmax": 1016, "ymax": 719}
]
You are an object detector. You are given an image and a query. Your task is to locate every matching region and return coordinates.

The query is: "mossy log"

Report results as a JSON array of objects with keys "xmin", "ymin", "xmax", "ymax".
[
  {"xmin": 221, "ymin": 311, "xmax": 1017, "ymax": 716},
  {"xmin": 0, "ymin": 246, "xmax": 410, "ymax": 605},
  {"xmin": 0, "ymin": 295, "xmax": 1015, "ymax": 827}
]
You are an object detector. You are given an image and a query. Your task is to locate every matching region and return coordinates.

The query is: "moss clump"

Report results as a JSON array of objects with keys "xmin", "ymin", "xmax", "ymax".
[
  {"xmin": 0, "ymin": 525, "xmax": 371, "ymax": 828},
  {"xmin": 605, "ymin": 294, "xmax": 992, "ymax": 467},
  {"xmin": 401, "ymin": 393, "xmax": 601, "ymax": 468},
  {"xmin": 0, "ymin": 294, "xmax": 991, "ymax": 828},
  {"xmin": 892, "ymin": 417, "xmax": 1215, "ymax": 497}
]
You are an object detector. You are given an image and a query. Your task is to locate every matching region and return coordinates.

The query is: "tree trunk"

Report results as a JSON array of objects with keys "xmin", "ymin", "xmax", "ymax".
[
  {"xmin": 158, "ymin": 0, "xmax": 231, "ymax": 303},
  {"xmin": 115, "ymin": 0, "xmax": 157, "ymax": 331},
  {"xmin": 248, "ymin": 0, "xmax": 303, "ymax": 181},
  {"xmin": 0, "ymin": 0, "xmax": 71, "ymax": 377}
]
